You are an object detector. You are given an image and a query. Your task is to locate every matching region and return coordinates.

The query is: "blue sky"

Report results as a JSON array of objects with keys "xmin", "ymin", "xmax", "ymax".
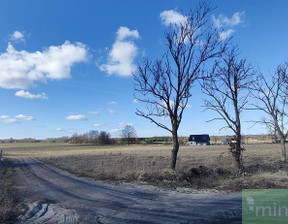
[{"xmin": 0, "ymin": 0, "xmax": 287, "ymax": 139}]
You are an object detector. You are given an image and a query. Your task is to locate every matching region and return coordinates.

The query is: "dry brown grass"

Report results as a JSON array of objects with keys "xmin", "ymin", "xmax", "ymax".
[
  {"xmin": 0, "ymin": 160, "xmax": 24, "ymax": 223},
  {"xmin": 4, "ymin": 142, "xmax": 288, "ymax": 191}
]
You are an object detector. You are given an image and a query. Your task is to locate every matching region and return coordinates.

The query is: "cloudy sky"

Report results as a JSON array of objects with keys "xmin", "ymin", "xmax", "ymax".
[{"xmin": 0, "ymin": 0, "xmax": 287, "ymax": 139}]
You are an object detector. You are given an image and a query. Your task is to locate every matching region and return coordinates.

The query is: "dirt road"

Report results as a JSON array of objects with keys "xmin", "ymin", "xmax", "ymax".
[{"xmin": 14, "ymin": 157, "xmax": 242, "ymax": 224}]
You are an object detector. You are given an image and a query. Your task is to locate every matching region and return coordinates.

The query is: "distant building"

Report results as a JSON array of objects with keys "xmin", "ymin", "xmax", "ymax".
[
  {"xmin": 222, "ymin": 139, "xmax": 231, "ymax": 145},
  {"xmin": 188, "ymin": 134, "xmax": 210, "ymax": 146}
]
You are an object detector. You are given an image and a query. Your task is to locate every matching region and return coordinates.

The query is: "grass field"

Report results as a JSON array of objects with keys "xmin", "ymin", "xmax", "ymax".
[
  {"xmin": 3, "ymin": 142, "xmax": 288, "ymax": 191},
  {"xmin": 0, "ymin": 160, "xmax": 24, "ymax": 223}
]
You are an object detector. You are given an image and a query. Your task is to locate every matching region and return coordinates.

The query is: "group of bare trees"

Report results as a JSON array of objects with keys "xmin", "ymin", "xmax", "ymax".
[
  {"xmin": 69, "ymin": 125, "xmax": 137, "ymax": 145},
  {"xmin": 134, "ymin": 1, "xmax": 288, "ymax": 170},
  {"xmin": 70, "ymin": 130, "xmax": 113, "ymax": 145},
  {"xmin": 249, "ymin": 63, "xmax": 288, "ymax": 162}
]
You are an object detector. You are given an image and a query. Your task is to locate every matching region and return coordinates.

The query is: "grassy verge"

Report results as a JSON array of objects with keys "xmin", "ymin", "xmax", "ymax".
[
  {"xmin": 37, "ymin": 144, "xmax": 288, "ymax": 191},
  {"xmin": 0, "ymin": 160, "xmax": 23, "ymax": 223}
]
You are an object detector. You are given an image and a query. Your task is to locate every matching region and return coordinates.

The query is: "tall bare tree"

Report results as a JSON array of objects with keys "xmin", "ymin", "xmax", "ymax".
[
  {"xmin": 249, "ymin": 63, "xmax": 288, "ymax": 162},
  {"xmin": 134, "ymin": 2, "xmax": 228, "ymax": 169},
  {"xmin": 202, "ymin": 48, "xmax": 252, "ymax": 169}
]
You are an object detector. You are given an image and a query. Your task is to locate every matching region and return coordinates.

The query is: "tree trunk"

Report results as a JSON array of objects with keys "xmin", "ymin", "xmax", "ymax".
[
  {"xmin": 235, "ymin": 133, "xmax": 242, "ymax": 170},
  {"xmin": 274, "ymin": 125, "xmax": 278, "ymax": 143},
  {"xmin": 234, "ymin": 97, "xmax": 243, "ymax": 170},
  {"xmin": 170, "ymin": 132, "xmax": 179, "ymax": 170},
  {"xmin": 280, "ymin": 137, "xmax": 286, "ymax": 162}
]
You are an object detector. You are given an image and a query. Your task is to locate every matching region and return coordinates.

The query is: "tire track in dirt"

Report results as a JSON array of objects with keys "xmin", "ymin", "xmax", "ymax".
[{"xmin": 15, "ymin": 157, "xmax": 242, "ymax": 224}]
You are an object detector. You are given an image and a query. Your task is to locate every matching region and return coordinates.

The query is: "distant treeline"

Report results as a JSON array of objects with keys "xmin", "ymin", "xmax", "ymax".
[
  {"xmin": 0, "ymin": 134, "xmax": 276, "ymax": 145},
  {"xmin": 67, "ymin": 134, "xmax": 189, "ymax": 145},
  {"xmin": 0, "ymin": 138, "xmax": 42, "ymax": 143},
  {"xmin": 0, "ymin": 132, "xmax": 190, "ymax": 145}
]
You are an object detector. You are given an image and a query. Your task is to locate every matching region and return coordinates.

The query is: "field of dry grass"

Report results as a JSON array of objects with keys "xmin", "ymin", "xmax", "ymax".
[
  {"xmin": 0, "ymin": 160, "xmax": 24, "ymax": 223},
  {"xmin": 3, "ymin": 142, "xmax": 288, "ymax": 191}
]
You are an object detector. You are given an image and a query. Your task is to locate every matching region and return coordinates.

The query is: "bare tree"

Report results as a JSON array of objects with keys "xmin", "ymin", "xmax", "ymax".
[
  {"xmin": 134, "ymin": 2, "xmax": 228, "ymax": 169},
  {"xmin": 249, "ymin": 63, "xmax": 288, "ymax": 162},
  {"xmin": 98, "ymin": 131, "xmax": 112, "ymax": 145},
  {"xmin": 260, "ymin": 117, "xmax": 278, "ymax": 143},
  {"xmin": 121, "ymin": 125, "xmax": 137, "ymax": 145},
  {"xmin": 202, "ymin": 48, "xmax": 252, "ymax": 169}
]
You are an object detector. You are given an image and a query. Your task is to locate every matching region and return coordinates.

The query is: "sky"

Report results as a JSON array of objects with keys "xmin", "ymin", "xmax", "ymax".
[{"xmin": 0, "ymin": 0, "xmax": 287, "ymax": 139}]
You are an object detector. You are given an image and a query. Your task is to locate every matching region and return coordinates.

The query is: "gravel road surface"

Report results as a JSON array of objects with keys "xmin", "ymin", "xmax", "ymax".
[{"xmin": 14, "ymin": 157, "xmax": 242, "ymax": 224}]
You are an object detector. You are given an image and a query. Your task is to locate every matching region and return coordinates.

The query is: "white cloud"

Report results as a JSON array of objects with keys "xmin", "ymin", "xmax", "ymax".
[
  {"xmin": 116, "ymin": 26, "xmax": 140, "ymax": 41},
  {"xmin": 65, "ymin": 114, "xmax": 88, "ymax": 121},
  {"xmin": 99, "ymin": 26, "xmax": 140, "ymax": 77},
  {"xmin": 2, "ymin": 118, "xmax": 19, "ymax": 124},
  {"xmin": 0, "ymin": 41, "xmax": 88, "ymax": 89},
  {"xmin": 212, "ymin": 11, "xmax": 245, "ymax": 40},
  {"xmin": 109, "ymin": 122, "xmax": 135, "ymax": 137},
  {"xmin": 109, "ymin": 128, "xmax": 122, "ymax": 137},
  {"xmin": 89, "ymin": 110, "xmax": 101, "ymax": 115},
  {"xmin": 160, "ymin": 10, "xmax": 187, "ymax": 26},
  {"xmin": 0, "ymin": 115, "xmax": 9, "ymax": 119},
  {"xmin": 15, "ymin": 114, "xmax": 35, "ymax": 121},
  {"xmin": 157, "ymin": 100, "xmax": 191, "ymax": 112},
  {"xmin": 107, "ymin": 101, "xmax": 117, "ymax": 106},
  {"xmin": 15, "ymin": 90, "xmax": 48, "ymax": 99},
  {"xmin": 56, "ymin": 128, "xmax": 77, "ymax": 133},
  {"xmin": 0, "ymin": 113, "xmax": 34, "ymax": 123},
  {"xmin": 93, "ymin": 123, "xmax": 103, "ymax": 127},
  {"xmin": 108, "ymin": 109, "xmax": 116, "ymax": 115},
  {"xmin": 133, "ymin": 99, "xmax": 139, "ymax": 103},
  {"xmin": 120, "ymin": 122, "xmax": 134, "ymax": 128},
  {"xmin": 212, "ymin": 11, "xmax": 245, "ymax": 29},
  {"xmin": 10, "ymin": 31, "xmax": 25, "ymax": 42},
  {"xmin": 219, "ymin": 29, "xmax": 235, "ymax": 40}
]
